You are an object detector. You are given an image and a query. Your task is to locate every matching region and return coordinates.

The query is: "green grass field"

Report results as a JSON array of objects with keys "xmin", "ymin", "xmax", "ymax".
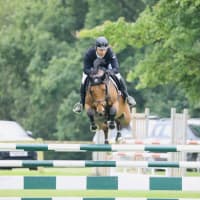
[
  {"xmin": 0, "ymin": 168, "xmax": 200, "ymax": 198},
  {"xmin": 0, "ymin": 190, "xmax": 200, "ymax": 198}
]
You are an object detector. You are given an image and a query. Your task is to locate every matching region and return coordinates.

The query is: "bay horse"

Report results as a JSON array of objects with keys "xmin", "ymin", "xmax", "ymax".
[{"xmin": 85, "ymin": 66, "xmax": 132, "ymax": 144}]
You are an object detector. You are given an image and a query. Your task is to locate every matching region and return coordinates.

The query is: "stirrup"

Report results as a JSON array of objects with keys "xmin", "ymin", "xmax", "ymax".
[{"xmin": 73, "ymin": 102, "xmax": 83, "ymax": 114}]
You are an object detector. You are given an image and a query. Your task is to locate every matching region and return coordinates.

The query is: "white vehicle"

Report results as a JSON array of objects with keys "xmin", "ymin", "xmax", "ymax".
[{"xmin": 0, "ymin": 120, "xmax": 37, "ymax": 169}]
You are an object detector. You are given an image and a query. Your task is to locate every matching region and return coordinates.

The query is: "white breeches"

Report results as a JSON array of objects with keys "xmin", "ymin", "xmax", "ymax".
[{"xmin": 81, "ymin": 73, "xmax": 88, "ymax": 84}]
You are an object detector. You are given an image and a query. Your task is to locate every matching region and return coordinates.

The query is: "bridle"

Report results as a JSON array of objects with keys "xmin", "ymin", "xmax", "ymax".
[{"xmin": 88, "ymin": 72, "xmax": 111, "ymax": 109}]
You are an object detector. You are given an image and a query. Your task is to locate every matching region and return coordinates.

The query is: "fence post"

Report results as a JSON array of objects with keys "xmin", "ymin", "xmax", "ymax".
[
  {"xmin": 92, "ymin": 130, "xmax": 109, "ymax": 176},
  {"xmin": 169, "ymin": 108, "xmax": 188, "ymax": 176},
  {"xmin": 36, "ymin": 137, "xmax": 44, "ymax": 172},
  {"xmin": 132, "ymin": 108, "xmax": 149, "ymax": 139},
  {"xmin": 131, "ymin": 108, "xmax": 149, "ymax": 174}
]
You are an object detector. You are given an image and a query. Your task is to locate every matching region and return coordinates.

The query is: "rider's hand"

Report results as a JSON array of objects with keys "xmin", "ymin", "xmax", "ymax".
[{"xmin": 106, "ymin": 69, "xmax": 114, "ymax": 75}]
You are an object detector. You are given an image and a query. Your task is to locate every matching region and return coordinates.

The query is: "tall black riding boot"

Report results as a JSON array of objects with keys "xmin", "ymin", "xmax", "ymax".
[
  {"xmin": 119, "ymin": 77, "xmax": 129, "ymax": 99},
  {"xmin": 73, "ymin": 83, "xmax": 86, "ymax": 114},
  {"xmin": 80, "ymin": 83, "xmax": 86, "ymax": 108},
  {"xmin": 119, "ymin": 77, "xmax": 136, "ymax": 107}
]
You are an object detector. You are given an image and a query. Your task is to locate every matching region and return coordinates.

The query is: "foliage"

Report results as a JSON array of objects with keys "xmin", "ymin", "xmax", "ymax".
[
  {"xmin": 129, "ymin": 0, "xmax": 200, "ymax": 106},
  {"xmin": 0, "ymin": 0, "xmax": 199, "ymax": 151},
  {"xmin": 79, "ymin": 0, "xmax": 200, "ymax": 111},
  {"xmin": 0, "ymin": 0, "xmax": 88, "ymax": 140},
  {"xmin": 85, "ymin": 0, "xmax": 145, "ymax": 28},
  {"xmin": 0, "ymin": 0, "xmax": 147, "ymax": 143}
]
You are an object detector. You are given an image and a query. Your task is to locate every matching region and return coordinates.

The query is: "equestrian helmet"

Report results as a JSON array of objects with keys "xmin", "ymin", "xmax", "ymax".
[{"xmin": 95, "ymin": 36, "xmax": 108, "ymax": 49}]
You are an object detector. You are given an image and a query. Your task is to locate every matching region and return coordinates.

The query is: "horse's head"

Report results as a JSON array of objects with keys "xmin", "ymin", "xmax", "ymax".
[
  {"xmin": 87, "ymin": 67, "xmax": 108, "ymax": 116},
  {"xmin": 89, "ymin": 83, "xmax": 107, "ymax": 115}
]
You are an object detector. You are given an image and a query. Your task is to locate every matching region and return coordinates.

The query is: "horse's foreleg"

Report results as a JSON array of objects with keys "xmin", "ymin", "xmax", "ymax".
[
  {"xmin": 108, "ymin": 106, "xmax": 116, "ymax": 129},
  {"xmin": 87, "ymin": 108, "xmax": 98, "ymax": 131},
  {"xmin": 103, "ymin": 126, "xmax": 109, "ymax": 144},
  {"xmin": 116, "ymin": 122, "xmax": 122, "ymax": 143}
]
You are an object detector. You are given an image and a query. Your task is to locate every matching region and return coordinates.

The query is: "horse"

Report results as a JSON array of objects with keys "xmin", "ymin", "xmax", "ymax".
[{"xmin": 84, "ymin": 66, "xmax": 132, "ymax": 144}]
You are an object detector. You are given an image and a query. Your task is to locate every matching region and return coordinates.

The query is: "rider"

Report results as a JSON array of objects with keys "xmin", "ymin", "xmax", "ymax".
[{"xmin": 73, "ymin": 36, "xmax": 136, "ymax": 113}]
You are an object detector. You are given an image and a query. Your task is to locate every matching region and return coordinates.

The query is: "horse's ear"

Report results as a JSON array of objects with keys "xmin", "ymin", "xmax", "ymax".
[
  {"xmin": 93, "ymin": 58, "xmax": 106, "ymax": 69},
  {"xmin": 89, "ymin": 67, "xmax": 97, "ymax": 76},
  {"xmin": 101, "ymin": 73, "xmax": 106, "ymax": 81}
]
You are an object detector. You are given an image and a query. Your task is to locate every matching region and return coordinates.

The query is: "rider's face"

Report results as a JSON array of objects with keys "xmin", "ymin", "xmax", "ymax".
[{"xmin": 96, "ymin": 47, "xmax": 108, "ymax": 58}]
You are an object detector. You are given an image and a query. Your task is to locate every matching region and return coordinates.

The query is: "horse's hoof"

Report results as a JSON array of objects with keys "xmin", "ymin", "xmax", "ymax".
[
  {"xmin": 116, "ymin": 136, "xmax": 123, "ymax": 144},
  {"xmin": 109, "ymin": 124, "xmax": 115, "ymax": 129},
  {"xmin": 108, "ymin": 121, "xmax": 115, "ymax": 129},
  {"xmin": 90, "ymin": 124, "xmax": 98, "ymax": 132},
  {"xmin": 116, "ymin": 132, "xmax": 121, "ymax": 140},
  {"xmin": 104, "ymin": 140, "xmax": 109, "ymax": 144}
]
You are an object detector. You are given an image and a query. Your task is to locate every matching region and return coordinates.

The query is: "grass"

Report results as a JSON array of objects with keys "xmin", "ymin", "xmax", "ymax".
[
  {"xmin": 0, "ymin": 190, "xmax": 200, "ymax": 198},
  {"xmin": 0, "ymin": 168, "xmax": 199, "ymax": 176},
  {"xmin": 0, "ymin": 168, "xmax": 92, "ymax": 176},
  {"xmin": 0, "ymin": 168, "xmax": 200, "ymax": 198}
]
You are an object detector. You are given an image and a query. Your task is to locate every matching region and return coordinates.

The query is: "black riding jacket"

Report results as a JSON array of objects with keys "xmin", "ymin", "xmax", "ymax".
[{"xmin": 83, "ymin": 47, "xmax": 119, "ymax": 75}]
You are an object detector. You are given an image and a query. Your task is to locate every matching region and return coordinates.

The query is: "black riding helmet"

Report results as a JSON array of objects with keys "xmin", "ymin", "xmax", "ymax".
[{"xmin": 95, "ymin": 36, "xmax": 108, "ymax": 49}]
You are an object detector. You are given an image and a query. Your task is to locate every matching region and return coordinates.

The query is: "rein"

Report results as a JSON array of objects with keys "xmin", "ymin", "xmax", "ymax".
[{"xmin": 89, "ymin": 74, "xmax": 111, "ymax": 107}]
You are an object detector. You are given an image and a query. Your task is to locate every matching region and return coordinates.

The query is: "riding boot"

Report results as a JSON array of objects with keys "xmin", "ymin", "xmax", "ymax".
[
  {"xmin": 119, "ymin": 77, "xmax": 136, "ymax": 107},
  {"xmin": 80, "ymin": 83, "xmax": 86, "ymax": 108},
  {"xmin": 73, "ymin": 84, "xmax": 86, "ymax": 114}
]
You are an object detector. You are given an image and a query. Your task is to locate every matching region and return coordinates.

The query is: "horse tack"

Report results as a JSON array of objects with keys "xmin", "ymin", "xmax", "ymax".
[
  {"xmin": 85, "ymin": 67, "xmax": 131, "ymax": 144},
  {"xmin": 89, "ymin": 83, "xmax": 107, "ymax": 107},
  {"xmin": 93, "ymin": 80, "xmax": 116, "ymax": 109}
]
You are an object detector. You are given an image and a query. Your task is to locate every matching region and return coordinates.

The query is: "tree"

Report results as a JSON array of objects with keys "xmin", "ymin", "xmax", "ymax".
[
  {"xmin": 85, "ymin": 0, "xmax": 145, "ymax": 28},
  {"xmin": 0, "ymin": 0, "xmax": 89, "ymax": 140},
  {"xmin": 79, "ymin": 0, "xmax": 200, "ymax": 114}
]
